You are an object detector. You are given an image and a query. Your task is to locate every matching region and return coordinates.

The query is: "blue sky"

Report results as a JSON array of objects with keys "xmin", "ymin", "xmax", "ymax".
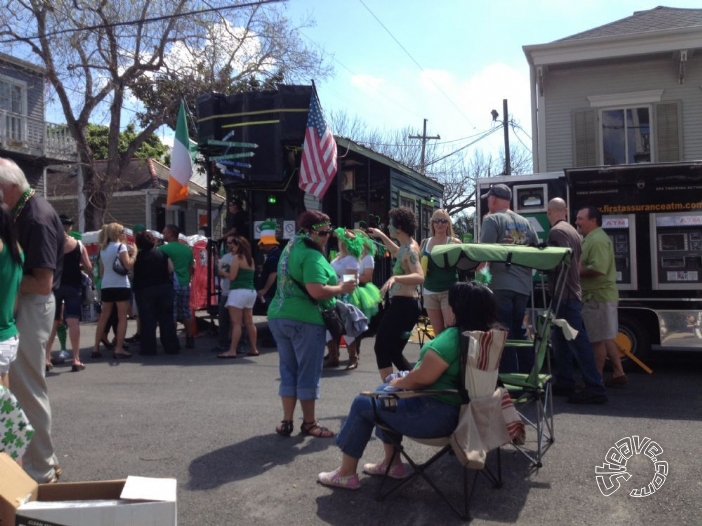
[{"xmin": 282, "ymin": 1, "xmax": 702, "ymax": 160}]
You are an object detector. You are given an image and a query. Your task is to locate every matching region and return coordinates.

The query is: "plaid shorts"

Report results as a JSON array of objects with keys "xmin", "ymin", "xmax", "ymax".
[{"xmin": 173, "ymin": 283, "xmax": 192, "ymax": 321}]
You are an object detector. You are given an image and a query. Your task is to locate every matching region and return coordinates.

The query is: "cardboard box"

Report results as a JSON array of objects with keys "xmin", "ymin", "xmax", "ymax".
[{"xmin": 0, "ymin": 453, "xmax": 176, "ymax": 526}]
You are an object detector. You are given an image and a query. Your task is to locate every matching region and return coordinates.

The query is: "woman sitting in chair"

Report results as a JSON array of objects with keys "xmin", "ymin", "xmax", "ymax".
[{"xmin": 318, "ymin": 281, "xmax": 502, "ymax": 490}]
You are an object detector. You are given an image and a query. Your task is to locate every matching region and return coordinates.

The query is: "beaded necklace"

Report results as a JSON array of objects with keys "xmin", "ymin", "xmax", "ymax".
[{"xmin": 11, "ymin": 188, "xmax": 35, "ymax": 222}]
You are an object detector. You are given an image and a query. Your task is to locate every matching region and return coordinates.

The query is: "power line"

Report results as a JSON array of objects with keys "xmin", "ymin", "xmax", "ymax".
[
  {"xmin": 0, "ymin": 0, "xmax": 283, "ymax": 44},
  {"xmin": 358, "ymin": 0, "xmax": 476, "ymax": 130},
  {"xmin": 424, "ymin": 126, "xmax": 502, "ymax": 168},
  {"xmin": 298, "ymin": 30, "xmax": 425, "ymax": 122}
]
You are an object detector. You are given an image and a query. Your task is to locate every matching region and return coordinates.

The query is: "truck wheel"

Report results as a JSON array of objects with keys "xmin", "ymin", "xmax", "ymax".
[{"xmin": 614, "ymin": 314, "xmax": 651, "ymax": 371}]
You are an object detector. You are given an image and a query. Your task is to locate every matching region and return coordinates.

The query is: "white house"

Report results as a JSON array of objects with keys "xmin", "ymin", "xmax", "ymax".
[{"xmin": 524, "ymin": 6, "xmax": 702, "ymax": 172}]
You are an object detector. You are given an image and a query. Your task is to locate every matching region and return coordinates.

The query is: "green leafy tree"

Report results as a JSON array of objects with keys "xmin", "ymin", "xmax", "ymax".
[{"xmin": 86, "ymin": 123, "xmax": 168, "ymax": 161}]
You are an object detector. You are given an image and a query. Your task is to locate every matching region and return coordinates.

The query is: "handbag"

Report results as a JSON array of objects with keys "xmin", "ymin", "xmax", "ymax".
[
  {"xmin": 290, "ymin": 276, "xmax": 346, "ymax": 339},
  {"xmin": 81, "ymin": 271, "xmax": 96, "ymax": 305},
  {"xmin": 112, "ymin": 244, "xmax": 129, "ymax": 276}
]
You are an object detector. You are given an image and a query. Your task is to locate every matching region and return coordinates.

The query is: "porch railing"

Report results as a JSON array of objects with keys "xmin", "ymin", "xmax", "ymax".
[{"xmin": 0, "ymin": 110, "xmax": 77, "ymax": 161}]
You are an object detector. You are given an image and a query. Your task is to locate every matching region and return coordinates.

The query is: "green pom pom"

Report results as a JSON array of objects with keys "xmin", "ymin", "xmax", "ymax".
[{"xmin": 475, "ymin": 267, "xmax": 492, "ymax": 285}]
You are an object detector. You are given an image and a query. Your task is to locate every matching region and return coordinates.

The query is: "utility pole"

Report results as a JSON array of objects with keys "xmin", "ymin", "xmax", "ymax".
[
  {"xmin": 409, "ymin": 118, "xmax": 440, "ymax": 174},
  {"xmin": 503, "ymin": 98, "xmax": 511, "ymax": 175}
]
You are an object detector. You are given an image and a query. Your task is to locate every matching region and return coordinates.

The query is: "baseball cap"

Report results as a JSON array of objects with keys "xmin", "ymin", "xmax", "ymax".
[
  {"xmin": 58, "ymin": 213, "xmax": 73, "ymax": 225},
  {"xmin": 480, "ymin": 184, "xmax": 512, "ymax": 201}
]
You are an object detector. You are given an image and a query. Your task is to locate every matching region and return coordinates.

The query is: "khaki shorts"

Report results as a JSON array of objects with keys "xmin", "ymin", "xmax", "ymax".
[
  {"xmin": 423, "ymin": 290, "xmax": 450, "ymax": 311},
  {"xmin": 582, "ymin": 300, "xmax": 618, "ymax": 342}
]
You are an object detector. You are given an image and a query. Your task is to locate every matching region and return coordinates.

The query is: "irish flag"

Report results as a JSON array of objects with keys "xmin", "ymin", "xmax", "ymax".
[{"xmin": 167, "ymin": 102, "xmax": 194, "ymax": 206}]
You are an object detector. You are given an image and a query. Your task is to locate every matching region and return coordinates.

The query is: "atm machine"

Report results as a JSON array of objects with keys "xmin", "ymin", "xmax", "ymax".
[
  {"xmin": 602, "ymin": 214, "xmax": 637, "ymax": 290},
  {"xmin": 650, "ymin": 212, "xmax": 702, "ymax": 290}
]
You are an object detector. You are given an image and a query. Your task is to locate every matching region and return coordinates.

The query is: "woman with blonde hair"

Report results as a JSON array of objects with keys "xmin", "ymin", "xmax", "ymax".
[
  {"xmin": 218, "ymin": 236, "xmax": 259, "ymax": 359},
  {"xmin": 419, "ymin": 209, "xmax": 461, "ymax": 335},
  {"xmin": 92, "ymin": 223, "xmax": 135, "ymax": 359},
  {"xmin": 325, "ymin": 228, "xmax": 381, "ymax": 370}
]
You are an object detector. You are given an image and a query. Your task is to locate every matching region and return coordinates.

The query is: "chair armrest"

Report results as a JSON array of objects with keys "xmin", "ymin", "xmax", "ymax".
[{"xmin": 361, "ymin": 389, "xmax": 458, "ymax": 400}]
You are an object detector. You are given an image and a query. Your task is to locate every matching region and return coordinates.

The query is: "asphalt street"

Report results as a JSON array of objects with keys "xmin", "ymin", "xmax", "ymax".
[{"xmin": 37, "ymin": 316, "xmax": 702, "ymax": 525}]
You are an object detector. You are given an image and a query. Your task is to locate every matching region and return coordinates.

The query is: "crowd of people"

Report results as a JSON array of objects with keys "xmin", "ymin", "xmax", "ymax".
[{"xmin": 0, "ymin": 157, "xmax": 626, "ymax": 489}]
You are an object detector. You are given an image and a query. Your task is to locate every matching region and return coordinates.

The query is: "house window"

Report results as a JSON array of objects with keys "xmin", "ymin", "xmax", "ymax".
[
  {"xmin": 601, "ymin": 107, "xmax": 651, "ymax": 165},
  {"xmin": 0, "ymin": 76, "xmax": 27, "ymax": 142}
]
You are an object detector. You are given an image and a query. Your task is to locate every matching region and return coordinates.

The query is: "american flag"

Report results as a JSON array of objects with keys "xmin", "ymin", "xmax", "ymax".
[{"xmin": 299, "ymin": 93, "xmax": 337, "ymax": 198}]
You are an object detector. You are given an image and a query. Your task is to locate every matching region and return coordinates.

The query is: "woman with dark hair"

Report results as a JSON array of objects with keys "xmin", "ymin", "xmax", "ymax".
[
  {"xmin": 132, "ymin": 230, "xmax": 180, "ymax": 355},
  {"xmin": 367, "ymin": 207, "xmax": 424, "ymax": 381},
  {"xmin": 218, "ymin": 236, "xmax": 258, "ymax": 359},
  {"xmin": 267, "ymin": 211, "xmax": 358, "ymax": 438},
  {"xmin": 0, "ymin": 189, "xmax": 23, "ymax": 389},
  {"xmin": 45, "ymin": 215, "xmax": 92, "ymax": 372},
  {"xmin": 318, "ymin": 281, "xmax": 502, "ymax": 489}
]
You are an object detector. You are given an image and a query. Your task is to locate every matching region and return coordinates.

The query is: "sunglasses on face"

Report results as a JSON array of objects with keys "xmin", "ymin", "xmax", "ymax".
[
  {"xmin": 315, "ymin": 229, "xmax": 333, "ymax": 236},
  {"xmin": 432, "ymin": 219, "xmax": 449, "ymax": 224},
  {"xmin": 227, "ymin": 241, "xmax": 238, "ymax": 246}
]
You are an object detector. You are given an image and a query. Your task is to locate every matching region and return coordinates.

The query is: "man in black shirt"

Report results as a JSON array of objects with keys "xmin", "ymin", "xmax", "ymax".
[
  {"xmin": 0, "ymin": 157, "xmax": 64, "ymax": 483},
  {"xmin": 222, "ymin": 198, "xmax": 248, "ymax": 239}
]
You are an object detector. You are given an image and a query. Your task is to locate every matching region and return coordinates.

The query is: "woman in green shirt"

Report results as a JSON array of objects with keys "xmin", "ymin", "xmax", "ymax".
[
  {"xmin": 268, "ymin": 211, "xmax": 357, "ymax": 439},
  {"xmin": 318, "ymin": 281, "xmax": 502, "ymax": 489},
  {"xmin": 218, "ymin": 237, "xmax": 258, "ymax": 359}
]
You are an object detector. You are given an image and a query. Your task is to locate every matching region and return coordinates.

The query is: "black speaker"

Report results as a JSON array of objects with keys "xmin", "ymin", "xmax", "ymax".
[{"xmin": 196, "ymin": 85, "xmax": 313, "ymax": 183}]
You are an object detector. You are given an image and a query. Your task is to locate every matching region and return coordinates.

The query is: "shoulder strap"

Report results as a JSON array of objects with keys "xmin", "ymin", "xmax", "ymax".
[{"xmin": 290, "ymin": 275, "xmax": 318, "ymax": 305}]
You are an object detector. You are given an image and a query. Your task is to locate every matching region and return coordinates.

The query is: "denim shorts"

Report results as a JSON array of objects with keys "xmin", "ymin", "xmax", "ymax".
[
  {"xmin": 0, "ymin": 334, "xmax": 19, "ymax": 376},
  {"xmin": 269, "ymin": 318, "xmax": 326, "ymax": 401},
  {"xmin": 53, "ymin": 285, "xmax": 83, "ymax": 321}
]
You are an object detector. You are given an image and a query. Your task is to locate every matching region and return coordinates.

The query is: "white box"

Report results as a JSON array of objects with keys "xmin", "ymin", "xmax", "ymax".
[{"xmin": 0, "ymin": 453, "xmax": 177, "ymax": 526}]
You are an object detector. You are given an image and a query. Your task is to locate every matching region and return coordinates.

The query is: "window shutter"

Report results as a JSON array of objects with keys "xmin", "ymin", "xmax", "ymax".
[
  {"xmin": 655, "ymin": 102, "xmax": 681, "ymax": 162},
  {"xmin": 573, "ymin": 109, "xmax": 596, "ymax": 167}
]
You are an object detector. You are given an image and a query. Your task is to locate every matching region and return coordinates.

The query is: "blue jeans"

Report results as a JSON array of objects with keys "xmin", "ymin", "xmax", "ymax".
[
  {"xmin": 552, "ymin": 299, "xmax": 605, "ymax": 394},
  {"xmin": 134, "ymin": 284, "xmax": 180, "ymax": 354},
  {"xmin": 494, "ymin": 289, "xmax": 532, "ymax": 374},
  {"xmin": 269, "ymin": 318, "xmax": 326, "ymax": 401},
  {"xmin": 335, "ymin": 386, "xmax": 460, "ymax": 459}
]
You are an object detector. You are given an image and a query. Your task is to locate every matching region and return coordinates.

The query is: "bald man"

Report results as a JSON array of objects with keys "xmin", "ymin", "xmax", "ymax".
[{"xmin": 546, "ymin": 198, "xmax": 607, "ymax": 404}]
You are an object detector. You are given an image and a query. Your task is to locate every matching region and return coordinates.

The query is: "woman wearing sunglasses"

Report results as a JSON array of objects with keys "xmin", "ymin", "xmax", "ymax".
[
  {"xmin": 267, "ymin": 211, "xmax": 357, "ymax": 438},
  {"xmin": 419, "ymin": 209, "xmax": 461, "ymax": 336}
]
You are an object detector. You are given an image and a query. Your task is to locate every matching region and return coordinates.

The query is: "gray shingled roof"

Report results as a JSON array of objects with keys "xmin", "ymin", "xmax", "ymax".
[{"xmin": 559, "ymin": 6, "xmax": 702, "ymax": 41}]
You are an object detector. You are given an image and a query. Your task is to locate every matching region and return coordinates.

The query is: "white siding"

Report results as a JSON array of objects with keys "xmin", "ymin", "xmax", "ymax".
[{"xmin": 543, "ymin": 55, "xmax": 702, "ymax": 171}]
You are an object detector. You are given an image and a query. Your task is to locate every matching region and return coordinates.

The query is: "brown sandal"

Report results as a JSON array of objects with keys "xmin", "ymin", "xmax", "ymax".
[{"xmin": 301, "ymin": 421, "xmax": 335, "ymax": 438}]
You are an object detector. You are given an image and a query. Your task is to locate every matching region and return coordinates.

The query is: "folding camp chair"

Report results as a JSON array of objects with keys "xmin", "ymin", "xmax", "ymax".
[
  {"xmin": 415, "ymin": 315, "xmax": 435, "ymax": 346},
  {"xmin": 427, "ymin": 243, "xmax": 573, "ymax": 470},
  {"xmin": 363, "ymin": 328, "xmax": 520, "ymax": 521},
  {"xmin": 499, "ymin": 313, "xmax": 556, "ymax": 468}
]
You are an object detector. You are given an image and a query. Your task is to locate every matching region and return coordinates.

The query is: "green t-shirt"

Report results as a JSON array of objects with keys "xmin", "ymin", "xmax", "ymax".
[
  {"xmin": 0, "ymin": 247, "xmax": 23, "ymax": 341},
  {"xmin": 581, "ymin": 227, "xmax": 619, "ymax": 303},
  {"xmin": 158, "ymin": 242, "xmax": 193, "ymax": 286},
  {"xmin": 267, "ymin": 238, "xmax": 337, "ymax": 325},
  {"xmin": 414, "ymin": 327, "xmax": 462, "ymax": 406}
]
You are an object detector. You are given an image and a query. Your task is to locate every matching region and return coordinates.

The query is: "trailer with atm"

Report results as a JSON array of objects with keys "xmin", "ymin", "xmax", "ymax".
[{"xmin": 476, "ymin": 161, "xmax": 702, "ymax": 364}]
